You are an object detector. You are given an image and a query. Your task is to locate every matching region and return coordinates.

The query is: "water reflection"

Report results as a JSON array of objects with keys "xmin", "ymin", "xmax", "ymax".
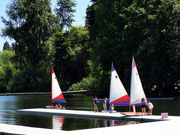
[
  {"xmin": 94, "ymin": 119, "xmax": 140, "ymax": 128},
  {"xmin": 50, "ymin": 116, "xmax": 141, "ymax": 130},
  {"xmin": 94, "ymin": 119, "xmax": 99, "ymax": 128},
  {"xmin": 52, "ymin": 115, "xmax": 64, "ymax": 130},
  {"xmin": 103, "ymin": 119, "xmax": 107, "ymax": 127}
]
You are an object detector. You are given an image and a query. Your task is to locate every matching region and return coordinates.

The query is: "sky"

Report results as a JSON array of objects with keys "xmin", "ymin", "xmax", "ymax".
[{"xmin": 0, "ymin": 0, "xmax": 92, "ymax": 52}]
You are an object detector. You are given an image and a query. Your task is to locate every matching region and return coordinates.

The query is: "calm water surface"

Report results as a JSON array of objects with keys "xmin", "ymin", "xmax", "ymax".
[{"xmin": 0, "ymin": 94, "xmax": 180, "ymax": 130}]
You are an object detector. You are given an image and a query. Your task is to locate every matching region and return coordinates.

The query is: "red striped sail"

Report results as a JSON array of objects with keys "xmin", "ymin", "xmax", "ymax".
[
  {"xmin": 51, "ymin": 68, "xmax": 66, "ymax": 103},
  {"xmin": 109, "ymin": 63, "xmax": 130, "ymax": 106}
]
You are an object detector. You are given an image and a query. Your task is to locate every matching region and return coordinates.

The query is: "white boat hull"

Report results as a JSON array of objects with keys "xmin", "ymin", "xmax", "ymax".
[{"xmin": 121, "ymin": 112, "xmax": 150, "ymax": 116}]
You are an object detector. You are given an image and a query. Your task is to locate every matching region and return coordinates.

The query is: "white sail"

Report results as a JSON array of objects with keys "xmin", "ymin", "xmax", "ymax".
[
  {"xmin": 109, "ymin": 63, "xmax": 130, "ymax": 105},
  {"xmin": 51, "ymin": 68, "xmax": 66, "ymax": 103},
  {"xmin": 130, "ymin": 57, "xmax": 147, "ymax": 105}
]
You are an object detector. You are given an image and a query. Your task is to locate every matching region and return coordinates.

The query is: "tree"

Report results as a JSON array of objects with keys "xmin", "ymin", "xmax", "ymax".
[
  {"xmin": 10, "ymin": 64, "xmax": 51, "ymax": 92},
  {"xmin": 0, "ymin": 50, "xmax": 14, "ymax": 66},
  {"xmin": 55, "ymin": 0, "xmax": 76, "ymax": 30},
  {"xmin": 1, "ymin": 0, "xmax": 56, "ymax": 66},
  {"xmin": 88, "ymin": 0, "xmax": 132, "ymax": 97},
  {"xmin": 123, "ymin": 0, "xmax": 180, "ymax": 96},
  {"xmin": 88, "ymin": 0, "xmax": 180, "ymax": 97},
  {"xmin": 54, "ymin": 26, "xmax": 90, "ymax": 90},
  {"xmin": 1, "ymin": 0, "xmax": 57, "ymax": 92},
  {"xmin": 3, "ymin": 41, "xmax": 11, "ymax": 51},
  {"xmin": 0, "ymin": 50, "xmax": 16, "ymax": 92},
  {"xmin": 85, "ymin": 0, "xmax": 97, "ymax": 28}
]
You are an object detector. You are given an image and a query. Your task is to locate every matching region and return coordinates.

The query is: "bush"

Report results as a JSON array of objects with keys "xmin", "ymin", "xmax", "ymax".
[{"xmin": 68, "ymin": 76, "xmax": 97, "ymax": 91}]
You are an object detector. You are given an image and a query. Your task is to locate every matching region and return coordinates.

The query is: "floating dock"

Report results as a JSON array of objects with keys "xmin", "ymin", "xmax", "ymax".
[
  {"xmin": 17, "ymin": 108, "xmax": 167, "ymax": 121},
  {"xmin": 1, "ymin": 108, "xmax": 180, "ymax": 135},
  {"xmin": 17, "ymin": 108, "xmax": 128, "ymax": 120}
]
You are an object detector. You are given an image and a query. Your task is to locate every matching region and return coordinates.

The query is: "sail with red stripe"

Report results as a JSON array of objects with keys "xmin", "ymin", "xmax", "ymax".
[
  {"xmin": 130, "ymin": 57, "xmax": 147, "ymax": 106},
  {"xmin": 51, "ymin": 68, "xmax": 66, "ymax": 103},
  {"xmin": 109, "ymin": 63, "xmax": 130, "ymax": 106}
]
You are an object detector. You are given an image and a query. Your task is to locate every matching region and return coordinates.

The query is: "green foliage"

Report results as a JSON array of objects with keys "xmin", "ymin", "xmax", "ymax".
[
  {"xmin": 2, "ymin": 0, "xmax": 56, "ymax": 66},
  {"xmin": 0, "ymin": 0, "xmax": 179, "ymax": 97},
  {"xmin": 88, "ymin": 0, "xmax": 132, "ymax": 96},
  {"xmin": 11, "ymin": 64, "xmax": 51, "ymax": 92},
  {"xmin": 0, "ymin": 50, "xmax": 16, "ymax": 92},
  {"xmin": 0, "ymin": 68, "xmax": 6, "ymax": 92},
  {"xmin": 0, "ymin": 0, "xmax": 89, "ymax": 93},
  {"xmin": 0, "ymin": 50, "xmax": 14, "ymax": 66},
  {"xmin": 54, "ymin": 26, "xmax": 90, "ymax": 90},
  {"xmin": 68, "ymin": 76, "xmax": 96, "ymax": 91},
  {"xmin": 88, "ymin": 0, "xmax": 180, "ymax": 97},
  {"xmin": 123, "ymin": 0, "xmax": 180, "ymax": 96},
  {"xmin": 0, "ymin": 42, "xmax": 52, "ymax": 93}
]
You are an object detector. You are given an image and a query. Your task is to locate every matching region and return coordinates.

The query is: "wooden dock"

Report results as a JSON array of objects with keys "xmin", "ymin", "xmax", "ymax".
[{"xmin": 1, "ymin": 108, "xmax": 180, "ymax": 135}]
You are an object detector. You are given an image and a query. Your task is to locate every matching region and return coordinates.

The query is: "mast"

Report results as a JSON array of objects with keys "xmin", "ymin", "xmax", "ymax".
[
  {"xmin": 109, "ymin": 63, "xmax": 113, "ymax": 105},
  {"xmin": 129, "ymin": 56, "xmax": 134, "ymax": 107},
  {"xmin": 51, "ymin": 67, "xmax": 53, "ymax": 101}
]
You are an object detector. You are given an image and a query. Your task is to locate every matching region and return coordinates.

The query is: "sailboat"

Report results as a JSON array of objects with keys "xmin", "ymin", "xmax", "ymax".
[
  {"xmin": 121, "ymin": 57, "xmax": 148, "ymax": 115},
  {"xmin": 109, "ymin": 63, "xmax": 130, "ymax": 106},
  {"xmin": 46, "ymin": 68, "xmax": 66, "ymax": 109}
]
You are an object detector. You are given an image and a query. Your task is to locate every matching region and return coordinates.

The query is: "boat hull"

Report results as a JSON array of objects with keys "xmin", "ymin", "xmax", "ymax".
[
  {"xmin": 121, "ymin": 112, "xmax": 150, "ymax": 116},
  {"xmin": 101, "ymin": 110, "xmax": 119, "ymax": 113},
  {"xmin": 46, "ymin": 105, "xmax": 62, "ymax": 109}
]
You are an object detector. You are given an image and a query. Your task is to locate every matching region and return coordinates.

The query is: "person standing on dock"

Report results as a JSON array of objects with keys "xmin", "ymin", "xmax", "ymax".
[
  {"xmin": 94, "ymin": 97, "xmax": 99, "ymax": 112},
  {"xmin": 141, "ymin": 98, "xmax": 146, "ymax": 115},
  {"xmin": 103, "ymin": 98, "xmax": 107, "ymax": 112},
  {"xmin": 148, "ymin": 101, "xmax": 154, "ymax": 115}
]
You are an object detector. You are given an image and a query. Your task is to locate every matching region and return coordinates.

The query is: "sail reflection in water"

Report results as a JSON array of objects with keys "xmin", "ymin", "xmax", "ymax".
[{"xmin": 52, "ymin": 115, "xmax": 65, "ymax": 130}]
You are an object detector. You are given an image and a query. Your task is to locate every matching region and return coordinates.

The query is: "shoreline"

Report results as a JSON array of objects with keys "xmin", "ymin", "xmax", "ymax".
[
  {"xmin": 0, "ymin": 90, "xmax": 89, "ymax": 96},
  {"xmin": 0, "ymin": 92, "xmax": 179, "ymax": 100}
]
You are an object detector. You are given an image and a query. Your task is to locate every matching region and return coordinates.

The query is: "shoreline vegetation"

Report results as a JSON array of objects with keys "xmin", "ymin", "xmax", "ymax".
[{"xmin": 0, "ymin": 0, "xmax": 179, "ymax": 98}]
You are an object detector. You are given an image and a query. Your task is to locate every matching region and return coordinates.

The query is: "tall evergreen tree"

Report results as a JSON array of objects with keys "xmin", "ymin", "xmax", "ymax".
[
  {"xmin": 55, "ymin": 0, "xmax": 76, "ymax": 30},
  {"xmin": 1, "ymin": 0, "xmax": 56, "ymax": 66},
  {"xmin": 85, "ymin": 0, "xmax": 97, "ymax": 28},
  {"xmin": 3, "ymin": 41, "xmax": 11, "ymax": 51}
]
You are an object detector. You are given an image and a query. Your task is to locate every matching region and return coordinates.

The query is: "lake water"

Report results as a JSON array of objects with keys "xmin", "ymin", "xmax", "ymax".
[{"xmin": 0, "ymin": 94, "xmax": 180, "ymax": 130}]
